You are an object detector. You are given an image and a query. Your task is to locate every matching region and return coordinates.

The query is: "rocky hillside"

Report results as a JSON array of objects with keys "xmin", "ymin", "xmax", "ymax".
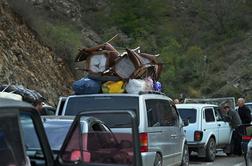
[
  {"xmin": 0, "ymin": 0, "xmax": 74, "ymax": 105},
  {"xmin": 2, "ymin": 0, "xmax": 252, "ymax": 101}
]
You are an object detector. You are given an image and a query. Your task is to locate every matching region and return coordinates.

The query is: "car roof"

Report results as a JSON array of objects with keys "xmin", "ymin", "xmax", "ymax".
[
  {"xmin": 176, "ymin": 103, "xmax": 217, "ymax": 109},
  {"xmin": 0, "ymin": 98, "xmax": 33, "ymax": 109},
  {"xmin": 67, "ymin": 93, "xmax": 173, "ymax": 100},
  {"xmin": 42, "ymin": 115, "xmax": 102, "ymax": 124}
]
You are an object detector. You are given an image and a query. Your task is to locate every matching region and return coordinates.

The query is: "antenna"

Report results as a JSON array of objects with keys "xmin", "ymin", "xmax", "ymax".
[
  {"xmin": 1, "ymin": 84, "xmax": 10, "ymax": 92},
  {"xmin": 105, "ymin": 34, "xmax": 119, "ymax": 43}
]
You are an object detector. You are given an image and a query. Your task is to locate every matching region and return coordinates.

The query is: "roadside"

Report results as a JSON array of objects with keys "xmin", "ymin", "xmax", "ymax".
[{"xmin": 190, "ymin": 151, "xmax": 246, "ymax": 166}]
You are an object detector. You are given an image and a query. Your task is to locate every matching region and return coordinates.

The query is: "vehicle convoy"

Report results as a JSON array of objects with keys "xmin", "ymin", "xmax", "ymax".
[
  {"xmin": 0, "ymin": 97, "xmax": 142, "ymax": 166},
  {"xmin": 56, "ymin": 92, "xmax": 189, "ymax": 166},
  {"xmin": 176, "ymin": 103, "xmax": 232, "ymax": 161}
]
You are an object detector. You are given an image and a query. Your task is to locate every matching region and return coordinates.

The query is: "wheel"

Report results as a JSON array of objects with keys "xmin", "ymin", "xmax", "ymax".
[
  {"xmin": 154, "ymin": 153, "xmax": 162, "ymax": 166},
  {"xmin": 205, "ymin": 138, "xmax": 216, "ymax": 162},
  {"xmin": 181, "ymin": 144, "xmax": 189, "ymax": 166}
]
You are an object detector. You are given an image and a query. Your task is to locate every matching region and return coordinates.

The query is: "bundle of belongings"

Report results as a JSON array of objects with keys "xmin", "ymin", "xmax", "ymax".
[
  {"xmin": 73, "ymin": 42, "xmax": 163, "ymax": 94},
  {"xmin": 0, "ymin": 84, "xmax": 45, "ymax": 104}
]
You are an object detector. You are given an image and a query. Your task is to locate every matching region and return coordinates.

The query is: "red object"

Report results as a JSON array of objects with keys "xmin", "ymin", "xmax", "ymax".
[
  {"xmin": 70, "ymin": 150, "xmax": 81, "ymax": 161},
  {"xmin": 194, "ymin": 131, "xmax": 203, "ymax": 141},
  {"xmin": 140, "ymin": 132, "xmax": 148, "ymax": 152},
  {"xmin": 242, "ymin": 136, "xmax": 252, "ymax": 141}
]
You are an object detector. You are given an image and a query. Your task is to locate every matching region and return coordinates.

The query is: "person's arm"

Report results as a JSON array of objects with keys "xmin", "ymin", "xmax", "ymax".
[{"xmin": 223, "ymin": 114, "xmax": 231, "ymax": 122}]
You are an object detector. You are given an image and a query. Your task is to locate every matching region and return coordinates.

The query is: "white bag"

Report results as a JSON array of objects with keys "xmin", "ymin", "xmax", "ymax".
[{"xmin": 126, "ymin": 79, "xmax": 148, "ymax": 94}]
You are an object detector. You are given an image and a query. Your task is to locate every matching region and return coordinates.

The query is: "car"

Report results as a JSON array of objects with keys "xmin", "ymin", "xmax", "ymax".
[
  {"xmin": 55, "ymin": 96, "xmax": 67, "ymax": 116},
  {"xmin": 42, "ymin": 102, "xmax": 56, "ymax": 115},
  {"xmin": 243, "ymin": 102, "xmax": 252, "ymax": 121},
  {"xmin": 240, "ymin": 124, "xmax": 252, "ymax": 165},
  {"xmin": 176, "ymin": 103, "xmax": 232, "ymax": 161},
  {"xmin": 0, "ymin": 96, "xmax": 142, "ymax": 166},
  {"xmin": 56, "ymin": 91, "xmax": 189, "ymax": 166},
  {"xmin": 246, "ymin": 139, "xmax": 252, "ymax": 166},
  {"xmin": 24, "ymin": 115, "xmax": 134, "ymax": 164}
]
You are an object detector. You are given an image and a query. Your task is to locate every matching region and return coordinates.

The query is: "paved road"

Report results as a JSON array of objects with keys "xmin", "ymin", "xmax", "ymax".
[{"xmin": 189, "ymin": 151, "xmax": 246, "ymax": 166}]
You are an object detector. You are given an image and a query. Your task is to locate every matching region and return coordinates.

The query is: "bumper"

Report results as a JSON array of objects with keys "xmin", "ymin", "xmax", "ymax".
[
  {"xmin": 141, "ymin": 152, "xmax": 156, "ymax": 166},
  {"xmin": 187, "ymin": 142, "xmax": 205, "ymax": 148}
]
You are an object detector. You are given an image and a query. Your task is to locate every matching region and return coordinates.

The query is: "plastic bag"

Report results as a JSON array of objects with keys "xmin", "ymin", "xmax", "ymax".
[
  {"xmin": 72, "ymin": 77, "xmax": 101, "ymax": 95},
  {"xmin": 125, "ymin": 79, "xmax": 148, "ymax": 94},
  {"xmin": 102, "ymin": 81, "xmax": 125, "ymax": 93}
]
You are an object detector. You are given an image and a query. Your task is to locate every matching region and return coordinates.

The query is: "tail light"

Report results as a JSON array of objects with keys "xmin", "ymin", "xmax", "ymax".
[
  {"xmin": 242, "ymin": 136, "xmax": 252, "ymax": 141},
  {"xmin": 194, "ymin": 131, "xmax": 203, "ymax": 141},
  {"xmin": 140, "ymin": 132, "xmax": 148, "ymax": 152}
]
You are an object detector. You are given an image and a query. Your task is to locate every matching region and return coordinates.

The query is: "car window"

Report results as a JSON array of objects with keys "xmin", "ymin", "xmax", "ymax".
[
  {"xmin": 42, "ymin": 107, "xmax": 55, "ymax": 115},
  {"xmin": 85, "ymin": 113, "xmax": 132, "ymax": 128},
  {"xmin": 146, "ymin": 99, "xmax": 175, "ymax": 127},
  {"xmin": 64, "ymin": 96, "xmax": 139, "ymax": 117},
  {"xmin": 43, "ymin": 119, "xmax": 72, "ymax": 151},
  {"xmin": 205, "ymin": 108, "xmax": 215, "ymax": 122},
  {"xmin": 177, "ymin": 108, "xmax": 197, "ymax": 123},
  {"xmin": 60, "ymin": 115, "xmax": 134, "ymax": 165},
  {"xmin": 171, "ymin": 105, "xmax": 179, "ymax": 125},
  {"xmin": 20, "ymin": 113, "xmax": 42, "ymax": 151},
  {"xmin": 0, "ymin": 110, "xmax": 27, "ymax": 166}
]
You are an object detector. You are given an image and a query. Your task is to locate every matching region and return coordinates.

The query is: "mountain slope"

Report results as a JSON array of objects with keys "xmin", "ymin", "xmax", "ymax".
[{"xmin": 0, "ymin": 0, "xmax": 74, "ymax": 105}]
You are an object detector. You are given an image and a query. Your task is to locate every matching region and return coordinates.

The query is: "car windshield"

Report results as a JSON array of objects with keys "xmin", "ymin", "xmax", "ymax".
[
  {"xmin": 177, "ymin": 108, "xmax": 197, "ymax": 123},
  {"xmin": 43, "ymin": 119, "xmax": 72, "ymax": 151},
  {"xmin": 60, "ymin": 113, "xmax": 136, "ymax": 165},
  {"xmin": 21, "ymin": 115, "xmax": 71, "ymax": 152},
  {"xmin": 84, "ymin": 113, "xmax": 132, "ymax": 128},
  {"xmin": 64, "ymin": 96, "xmax": 139, "ymax": 118}
]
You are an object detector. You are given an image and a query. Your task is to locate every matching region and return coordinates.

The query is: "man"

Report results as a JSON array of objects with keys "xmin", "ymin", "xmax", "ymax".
[
  {"xmin": 223, "ymin": 104, "xmax": 242, "ymax": 128},
  {"xmin": 222, "ymin": 104, "xmax": 242, "ymax": 155},
  {"xmin": 237, "ymin": 98, "xmax": 251, "ymax": 125},
  {"xmin": 32, "ymin": 100, "xmax": 47, "ymax": 115},
  {"xmin": 174, "ymin": 99, "xmax": 180, "ymax": 104}
]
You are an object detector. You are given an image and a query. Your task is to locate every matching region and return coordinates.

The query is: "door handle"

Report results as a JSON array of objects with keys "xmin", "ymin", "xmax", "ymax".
[
  {"xmin": 171, "ymin": 134, "xmax": 177, "ymax": 138},
  {"xmin": 217, "ymin": 124, "xmax": 221, "ymax": 127}
]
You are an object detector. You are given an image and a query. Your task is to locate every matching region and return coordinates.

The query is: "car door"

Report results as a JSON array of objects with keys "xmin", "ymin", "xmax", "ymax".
[
  {"xmin": 201, "ymin": 107, "xmax": 218, "ymax": 143},
  {"xmin": 169, "ymin": 103, "xmax": 184, "ymax": 163},
  {"xmin": 145, "ymin": 99, "xmax": 176, "ymax": 165},
  {"xmin": 214, "ymin": 107, "xmax": 231, "ymax": 144},
  {"xmin": 0, "ymin": 109, "xmax": 28, "ymax": 166},
  {"xmin": 56, "ymin": 110, "xmax": 142, "ymax": 166}
]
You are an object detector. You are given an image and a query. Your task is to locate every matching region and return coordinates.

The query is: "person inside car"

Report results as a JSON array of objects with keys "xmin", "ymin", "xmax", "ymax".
[{"xmin": 32, "ymin": 100, "xmax": 47, "ymax": 115}]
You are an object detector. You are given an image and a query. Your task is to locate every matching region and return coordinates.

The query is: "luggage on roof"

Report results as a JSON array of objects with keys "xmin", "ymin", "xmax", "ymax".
[{"xmin": 0, "ymin": 84, "xmax": 45, "ymax": 104}]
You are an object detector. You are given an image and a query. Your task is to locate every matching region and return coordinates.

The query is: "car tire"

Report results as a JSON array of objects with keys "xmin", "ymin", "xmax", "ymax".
[
  {"xmin": 154, "ymin": 153, "xmax": 162, "ymax": 166},
  {"xmin": 205, "ymin": 138, "xmax": 216, "ymax": 162},
  {"xmin": 181, "ymin": 144, "xmax": 189, "ymax": 166}
]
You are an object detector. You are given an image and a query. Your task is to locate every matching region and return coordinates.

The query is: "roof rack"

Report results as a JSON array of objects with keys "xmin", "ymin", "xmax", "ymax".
[{"xmin": 138, "ymin": 91, "xmax": 166, "ymax": 96}]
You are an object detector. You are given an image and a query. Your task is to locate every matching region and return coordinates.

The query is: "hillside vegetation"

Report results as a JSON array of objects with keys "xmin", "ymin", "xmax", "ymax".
[{"xmin": 6, "ymin": 0, "xmax": 252, "ymax": 100}]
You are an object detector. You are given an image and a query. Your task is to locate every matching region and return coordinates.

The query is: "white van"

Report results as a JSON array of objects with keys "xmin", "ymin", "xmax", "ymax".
[{"xmin": 57, "ymin": 92, "xmax": 189, "ymax": 166}]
